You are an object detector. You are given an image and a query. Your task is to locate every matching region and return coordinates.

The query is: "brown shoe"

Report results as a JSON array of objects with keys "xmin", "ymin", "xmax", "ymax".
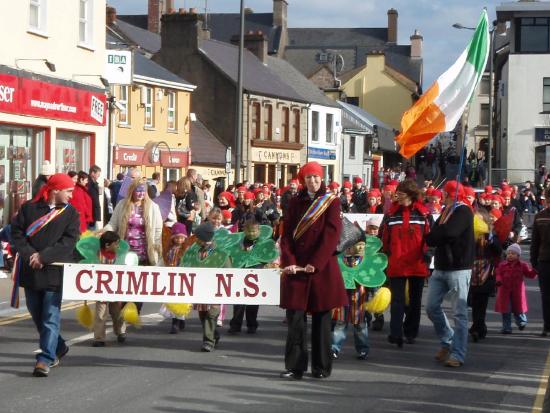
[
  {"xmin": 435, "ymin": 347, "xmax": 450, "ymax": 362},
  {"xmin": 32, "ymin": 361, "xmax": 50, "ymax": 377},
  {"xmin": 444, "ymin": 357, "xmax": 463, "ymax": 368}
]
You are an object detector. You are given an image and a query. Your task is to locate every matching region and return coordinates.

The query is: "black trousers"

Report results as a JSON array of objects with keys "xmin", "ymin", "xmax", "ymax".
[
  {"xmin": 389, "ymin": 276, "xmax": 425, "ymax": 339},
  {"xmin": 538, "ymin": 261, "xmax": 550, "ymax": 332},
  {"xmin": 469, "ymin": 292, "xmax": 490, "ymax": 338},
  {"xmin": 285, "ymin": 310, "xmax": 332, "ymax": 376},
  {"xmin": 230, "ymin": 305, "xmax": 259, "ymax": 330}
]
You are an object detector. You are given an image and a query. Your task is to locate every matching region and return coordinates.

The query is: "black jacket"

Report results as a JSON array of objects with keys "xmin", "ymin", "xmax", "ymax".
[
  {"xmin": 281, "ymin": 190, "xmax": 297, "ymax": 216},
  {"xmin": 87, "ymin": 179, "xmax": 101, "ymax": 222},
  {"xmin": 11, "ymin": 200, "xmax": 80, "ymax": 291},
  {"xmin": 426, "ymin": 204, "xmax": 475, "ymax": 271},
  {"xmin": 352, "ymin": 189, "xmax": 367, "ymax": 213},
  {"xmin": 531, "ymin": 208, "xmax": 550, "ymax": 267}
]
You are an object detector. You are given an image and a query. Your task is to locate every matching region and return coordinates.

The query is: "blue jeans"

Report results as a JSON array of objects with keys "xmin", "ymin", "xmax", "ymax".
[
  {"xmin": 426, "ymin": 269, "xmax": 471, "ymax": 363},
  {"xmin": 502, "ymin": 312, "xmax": 527, "ymax": 332},
  {"xmin": 25, "ymin": 288, "xmax": 66, "ymax": 365},
  {"xmin": 331, "ymin": 321, "xmax": 369, "ymax": 355}
]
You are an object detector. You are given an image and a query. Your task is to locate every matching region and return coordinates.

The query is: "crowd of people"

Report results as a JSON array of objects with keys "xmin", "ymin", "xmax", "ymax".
[{"xmin": 1, "ymin": 160, "xmax": 550, "ymax": 380}]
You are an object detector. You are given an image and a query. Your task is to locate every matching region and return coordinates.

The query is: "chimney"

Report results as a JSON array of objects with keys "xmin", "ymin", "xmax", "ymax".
[
  {"xmin": 165, "ymin": 0, "xmax": 174, "ymax": 13},
  {"xmin": 161, "ymin": 10, "xmax": 210, "ymax": 53},
  {"xmin": 231, "ymin": 31, "xmax": 268, "ymax": 63},
  {"xmin": 273, "ymin": 0, "xmax": 288, "ymax": 57},
  {"xmin": 148, "ymin": 0, "xmax": 161, "ymax": 34},
  {"xmin": 387, "ymin": 8, "xmax": 398, "ymax": 43},
  {"xmin": 410, "ymin": 29, "xmax": 423, "ymax": 58},
  {"xmin": 106, "ymin": 6, "xmax": 116, "ymax": 25}
]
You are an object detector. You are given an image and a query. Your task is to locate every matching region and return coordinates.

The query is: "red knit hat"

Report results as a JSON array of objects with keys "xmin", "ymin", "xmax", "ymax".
[
  {"xmin": 244, "ymin": 192, "xmax": 255, "ymax": 200},
  {"xmin": 343, "ymin": 181, "xmax": 352, "ymax": 189},
  {"xmin": 432, "ymin": 189, "xmax": 443, "ymax": 199},
  {"xmin": 490, "ymin": 208, "xmax": 502, "ymax": 219},
  {"xmin": 384, "ymin": 185, "xmax": 397, "ymax": 193},
  {"xmin": 221, "ymin": 210, "xmax": 232, "ymax": 220},
  {"xmin": 502, "ymin": 190, "xmax": 511, "ymax": 198},
  {"xmin": 298, "ymin": 162, "xmax": 323, "ymax": 185},
  {"xmin": 367, "ymin": 191, "xmax": 378, "ymax": 199},
  {"xmin": 328, "ymin": 182, "xmax": 340, "ymax": 190},
  {"xmin": 218, "ymin": 191, "xmax": 236, "ymax": 208},
  {"xmin": 237, "ymin": 186, "xmax": 247, "ymax": 193},
  {"xmin": 464, "ymin": 186, "xmax": 475, "ymax": 197},
  {"xmin": 353, "ymin": 176, "xmax": 363, "ymax": 184},
  {"xmin": 32, "ymin": 173, "xmax": 75, "ymax": 203},
  {"xmin": 484, "ymin": 185, "xmax": 493, "ymax": 194},
  {"xmin": 443, "ymin": 180, "xmax": 465, "ymax": 201}
]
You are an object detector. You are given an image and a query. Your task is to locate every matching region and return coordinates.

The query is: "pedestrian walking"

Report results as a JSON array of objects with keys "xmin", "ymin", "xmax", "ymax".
[
  {"xmin": 69, "ymin": 171, "xmax": 93, "ymax": 233},
  {"xmin": 87, "ymin": 165, "xmax": 102, "ymax": 229},
  {"xmin": 425, "ymin": 180, "xmax": 475, "ymax": 367}
]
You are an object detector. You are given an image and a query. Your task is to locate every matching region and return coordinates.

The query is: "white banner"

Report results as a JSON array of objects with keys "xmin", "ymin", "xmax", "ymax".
[
  {"xmin": 62, "ymin": 264, "xmax": 281, "ymax": 305},
  {"xmin": 344, "ymin": 213, "xmax": 440, "ymax": 230}
]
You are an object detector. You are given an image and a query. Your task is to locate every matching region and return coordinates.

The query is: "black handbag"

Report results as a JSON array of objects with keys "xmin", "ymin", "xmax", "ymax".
[{"xmin": 336, "ymin": 216, "xmax": 365, "ymax": 254}]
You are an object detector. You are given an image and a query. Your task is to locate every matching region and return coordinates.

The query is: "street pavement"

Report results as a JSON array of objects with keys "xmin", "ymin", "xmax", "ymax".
[{"xmin": 0, "ymin": 263, "xmax": 549, "ymax": 412}]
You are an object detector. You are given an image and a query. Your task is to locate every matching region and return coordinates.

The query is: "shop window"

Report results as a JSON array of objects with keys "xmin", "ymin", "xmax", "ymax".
[
  {"xmin": 145, "ymin": 87, "xmax": 154, "ymax": 127},
  {"xmin": 164, "ymin": 168, "xmax": 180, "ymax": 183},
  {"xmin": 268, "ymin": 164, "xmax": 276, "ymax": 185},
  {"xmin": 118, "ymin": 85, "xmax": 129, "ymax": 125},
  {"xmin": 287, "ymin": 165, "xmax": 298, "ymax": 182},
  {"xmin": 292, "ymin": 108, "xmax": 300, "ymax": 143},
  {"xmin": 326, "ymin": 113, "xmax": 334, "ymax": 143},
  {"xmin": 312, "ymin": 111, "xmax": 319, "ymax": 141},
  {"xmin": 251, "ymin": 102, "xmax": 261, "ymax": 140},
  {"xmin": 29, "ymin": 0, "xmax": 47, "ymax": 34},
  {"xmin": 55, "ymin": 131, "xmax": 91, "ymax": 174},
  {"xmin": 263, "ymin": 104, "xmax": 272, "ymax": 140},
  {"xmin": 167, "ymin": 91, "xmax": 176, "ymax": 130},
  {"xmin": 78, "ymin": 0, "xmax": 94, "ymax": 47},
  {"xmin": 253, "ymin": 164, "xmax": 265, "ymax": 183},
  {"xmin": 282, "ymin": 107, "xmax": 290, "ymax": 142}
]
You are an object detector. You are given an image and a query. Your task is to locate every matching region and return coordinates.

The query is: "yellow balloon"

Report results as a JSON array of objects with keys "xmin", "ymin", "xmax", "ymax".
[
  {"xmin": 76, "ymin": 303, "xmax": 94, "ymax": 330},
  {"xmin": 474, "ymin": 214, "xmax": 489, "ymax": 240},
  {"xmin": 364, "ymin": 287, "xmax": 391, "ymax": 314},
  {"xmin": 122, "ymin": 302, "xmax": 141, "ymax": 326},
  {"xmin": 165, "ymin": 303, "xmax": 193, "ymax": 317}
]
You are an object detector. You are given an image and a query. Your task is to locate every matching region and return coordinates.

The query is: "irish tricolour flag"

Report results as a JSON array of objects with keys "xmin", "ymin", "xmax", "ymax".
[{"xmin": 396, "ymin": 10, "xmax": 489, "ymax": 158}]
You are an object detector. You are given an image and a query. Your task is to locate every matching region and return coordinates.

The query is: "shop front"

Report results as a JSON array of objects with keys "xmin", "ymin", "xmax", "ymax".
[
  {"xmin": 0, "ymin": 67, "xmax": 106, "ymax": 226},
  {"xmin": 113, "ymin": 144, "xmax": 190, "ymax": 186},
  {"xmin": 249, "ymin": 147, "xmax": 300, "ymax": 187},
  {"xmin": 308, "ymin": 146, "xmax": 339, "ymax": 183}
]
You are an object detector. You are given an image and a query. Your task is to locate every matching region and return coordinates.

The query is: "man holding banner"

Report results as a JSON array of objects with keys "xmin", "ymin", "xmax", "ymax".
[{"xmin": 11, "ymin": 174, "xmax": 80, "ymax": 377}]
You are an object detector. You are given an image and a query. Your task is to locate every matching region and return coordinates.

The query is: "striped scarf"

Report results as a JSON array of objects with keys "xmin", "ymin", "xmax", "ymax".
[{"xmin": 293, "ymin": 193, "xmax": 336, "ymax": 240}]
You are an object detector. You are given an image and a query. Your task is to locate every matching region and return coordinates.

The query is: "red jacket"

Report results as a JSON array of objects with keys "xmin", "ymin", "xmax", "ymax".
[
  {"xmin": 70, "ymin": 183, "xmax": 93, "ymax": 233},
  {"xmin": 280, "ymin": 187, "xmax": 348, "ymax": 312},
  {"xmin": 380, "ymin": 202, "xmax": 432, "ymax": 277},
  {"xmin": 494, "ymin": 259, "xmax": 537, "ymax": 314}
]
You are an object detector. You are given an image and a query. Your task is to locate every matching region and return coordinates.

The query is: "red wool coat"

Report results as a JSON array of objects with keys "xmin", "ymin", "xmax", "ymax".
[
  {"xmin": 280, "ymin": 188, "xmax": 348, "ymax": 312},
  {"xmin": 70, "ymin": 183, "xmax": 93, "ymax": 233},
  {"xmin": 494, "ymin": 259, "xmax": 537, "ymax": 314}
]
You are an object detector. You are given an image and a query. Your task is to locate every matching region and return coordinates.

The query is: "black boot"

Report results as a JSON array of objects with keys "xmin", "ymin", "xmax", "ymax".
[{"xmin": 169, "ymin": 318, "xmax": 178, "ymax": 334}]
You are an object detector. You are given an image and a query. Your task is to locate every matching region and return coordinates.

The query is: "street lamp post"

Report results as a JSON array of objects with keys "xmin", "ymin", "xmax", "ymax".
[{"xmin": 234, "ymin": 0, "xmax": 245, "ymax": 185}]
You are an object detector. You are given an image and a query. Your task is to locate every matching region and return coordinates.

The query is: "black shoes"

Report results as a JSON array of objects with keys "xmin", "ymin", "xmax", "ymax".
[
  {"xmin": 405, "ymin": 336, "xmax": 416, "ymax": 345},
  {"xmin": 178, "ymin": 320, "xmax": 186, "ymax": 331},
  {"xmin": 32, "ymin": 361, "xmax": 50, "ymax": 377},
  {"xmin": 357, "ymin": 352, "xmax": 368, "ymax": 360},
  {"xmin": 247, "ymin": 327, "xmax": 257, "ymax": 334},
  {"xmin": 312, "ymin": 371, "xmax": 329, "ymax": 379},
  {"xmin": 201, "ymin": 343, "xmax": 214, "ymax": 352},
  {"xmin": 331, "ymin": 350, "xmax": 339, "ymax": 360},
  {"xmin": 227, "ymin": 327, "xmax": 241, "ymax": 334},
  {"xmin": 169, "ymin": 325, "xmax": 178, "ymax": 334},
  {"xmin": 388, "ymin": 335, "xmax": 403, "ymax": 348},
  {"xmin": 92, "ymin": 341, "xmax": 106, "ymax": 347},
  {"xmin": 117, "ymin": 333, "xmax": 126, "ymax": 343},
  {"xmin": 279, "ymin": 370, "xmax": 303, "ymax": 380}
]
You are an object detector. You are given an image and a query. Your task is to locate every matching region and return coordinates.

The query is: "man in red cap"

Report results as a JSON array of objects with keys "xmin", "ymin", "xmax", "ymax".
[
  {"xmin": 352, "ymin": 176, "xmax": 367, "ymax": 213},
  {"xmin": 11, "ymin": 173, "xmax": 80, "ymax": 377},
  {"xmin": 425, "ymin": 180, "xmax": 475, "ymax": 368}
]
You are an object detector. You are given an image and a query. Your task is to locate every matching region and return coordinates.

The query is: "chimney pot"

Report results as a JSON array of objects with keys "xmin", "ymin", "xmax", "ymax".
[
  {"xmin": 410, "ymin": 29, "xmax": 423, "ymax": 59},
  {"xmin": 189, "ymin": 7, "xmax": 197, "ymax": 14},
  {"xmin": 106, "ymin": 6, "xmax": 117, "ymax": 25},
  {"xmin": 148, "ymin": 0, "xmax": 161, "ymax": 34},
  {"xmin": 179, "ymin": 8, "xmax": 186, "ymax": 14},
  {"xmin": 387, "ymin": 8, "xmax": 398, "ymax": 43}
]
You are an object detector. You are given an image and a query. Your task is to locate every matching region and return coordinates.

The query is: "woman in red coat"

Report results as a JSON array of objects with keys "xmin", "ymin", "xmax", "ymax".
[
  {"xmin": 280, "ymin": 162, "xmax": 347, "ymax": 380},
  {"xmin": 69, "ymin": 171, "xmax": 93, "ymax": 233},
  {"xmin": 380, "ymin": 180, "xmax": 432, "ymax": 348}
]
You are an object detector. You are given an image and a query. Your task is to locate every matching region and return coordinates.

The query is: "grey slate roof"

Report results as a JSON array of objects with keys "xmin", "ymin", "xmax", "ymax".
[
  {"xmin": 198, "ymin": 39, "xmax": 306, "ymax": 102},
  {"xmin": 288, "ymin": 28, "xmax": 388, "ymax": 48},
  {"xmin": 190, "ymin": 119, "xmax": 231, "ymax": 166},
  {"xmin": 111, "ymin": 19, "xmax": 161, "ymax": 53},
  {"xmin": 337, "ymin": 101, "xmax": 396, "ymax": 152}
]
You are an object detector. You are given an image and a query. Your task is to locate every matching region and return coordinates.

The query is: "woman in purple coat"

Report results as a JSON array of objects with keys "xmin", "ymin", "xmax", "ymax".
[{"xmin": 279, "ymin": 162, "xmax": 347, "ymax": 380}]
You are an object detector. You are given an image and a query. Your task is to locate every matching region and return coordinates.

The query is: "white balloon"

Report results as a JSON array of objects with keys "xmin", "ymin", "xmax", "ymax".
[{"xmin": 124, "ymin": 252, "xmax": 139, "ymax": 266}]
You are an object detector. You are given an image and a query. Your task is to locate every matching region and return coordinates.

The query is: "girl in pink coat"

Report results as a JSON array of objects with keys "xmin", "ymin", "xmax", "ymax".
[{"xmin": 495, "ymin": 243, "xmax": 537, "ymax": 334}]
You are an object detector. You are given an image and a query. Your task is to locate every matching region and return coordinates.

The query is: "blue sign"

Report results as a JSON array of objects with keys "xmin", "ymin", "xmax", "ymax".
[
  {"xmin": 535, "ymin": 128, "xmax": 550, "ymax": 142},
  {"xmin": 309, "ymin": 147, "xmax": 337, "ymax": 160}
]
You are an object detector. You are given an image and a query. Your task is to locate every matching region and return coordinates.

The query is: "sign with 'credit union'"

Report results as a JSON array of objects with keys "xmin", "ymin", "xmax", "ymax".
[{"xmin": 251, "ymin": 147, "xmax": 299, "ymax": 164}]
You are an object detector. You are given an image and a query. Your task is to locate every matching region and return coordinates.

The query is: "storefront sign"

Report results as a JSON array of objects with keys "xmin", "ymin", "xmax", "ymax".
[
  {"xmin": 62, "ymin": 263, "xmax": 280, "ymax": 305},
  {"xmin": 308, "ymin": 147, "xmax": 337, "ymax": 160},
  {"xmin": 113, "ymin": 145, "xmax": 190, "ymax": 168},
  {"xmin": 0, "ymin": 73, "xmax": 106, "ymax": 126},
  {"xmin": 105, "ymin": 50, "xmax": 132, "ymax": 85},
  {"xmin": 535, "ymin": 128, "xmax": 550, "ymax": 142},
  {"xmin": 251, "ymin": 147, "xmax": 299, "ymax": 164}
]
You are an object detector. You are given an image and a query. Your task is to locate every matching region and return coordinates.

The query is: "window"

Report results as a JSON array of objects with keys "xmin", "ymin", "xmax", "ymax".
[
  {"xmin": 167, "ymin": 91, "xmax": 176, "ymax": 130},
  {"xmin": 479, "ymin": 78, "xmax": 490, "ymax": 95},
  {"xmin": 312, "ymin": 111, "xmax": 319, "ymax": 141},
  {"xmin": 292, "ymin": 109, "xmax": 300, "ymax": 143},
  {"xmin": 517, "ymin": 17, "xmax": 550, "ymax": 53},
  {"xmin": 544, "ymin": 78, "xmax": 550, "ymax": 112},
  {"xmin": 29, "ymin": 0, "xmax": 47, "ymax": 33},
  {"xmin": 145, "ymin": 87, "xmax": 154, "ymax": 127},
  {"xmin": 282, "ymin": 107, "xmax": 290, "ymax": 142},
  {"xmin": 349, "ymin": 135, "xmax": 356, "ymax": 159},
  {"xmin": 251, "ymin": 102, "xmax": 261, "ymax": 139},
  {"xmin": 263, "ymin": 104, "xmax": 272, "ymax": 140},
  {"xmin": 118, "ymin": 85, "xmax": 129, "ymax": 125},
  {"xmin": 326, "ymin": 113, "xmax": 334, "ymax": 143},
  {"xmin": 78, "ymin": 0, "xmax": 94, "ymax": 47},
  {"xmin": 480, "ymin": 103, "xmax": 490, "ymax": 126},
  {"xmin": 346, "ymin": 97, "xmax": 359, "ymax": 106}
]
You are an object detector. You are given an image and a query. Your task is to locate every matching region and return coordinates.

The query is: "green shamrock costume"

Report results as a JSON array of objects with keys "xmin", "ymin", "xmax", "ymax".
[{"xmin": 338, "ymin": 236, "xmax": 388, "ymax": 289}]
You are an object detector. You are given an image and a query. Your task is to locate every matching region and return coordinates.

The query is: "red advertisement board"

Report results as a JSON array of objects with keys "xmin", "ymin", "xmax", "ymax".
[
  {"xmin": 113, "ymin": 145, "xmax": 190, "ymax": 168},
  {"xmin": 0, "ymin": 73, "xmax": 106, "ymax": 126}
]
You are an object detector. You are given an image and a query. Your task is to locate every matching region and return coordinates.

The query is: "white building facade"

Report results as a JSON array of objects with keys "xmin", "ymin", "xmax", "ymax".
[{"xmin": 307, "ymin": 104, "xmax": 342, "ymax": 183}]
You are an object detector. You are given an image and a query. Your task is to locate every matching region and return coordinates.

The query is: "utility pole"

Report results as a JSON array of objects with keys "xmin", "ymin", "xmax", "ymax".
[{"xmin": 234, "ymin": 0, "xmax": 245, "ymax": 184}]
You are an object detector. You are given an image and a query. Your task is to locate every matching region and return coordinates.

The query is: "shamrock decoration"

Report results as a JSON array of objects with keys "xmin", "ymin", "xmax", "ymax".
[
  {"xmin": 76, "ymin": 236, "xmax": 130, "ymax": 264},
  {"xmin": 181, "ymin": 243, "xmax": 229, "ymax": 268},
  {"xmin": 338, "ymin": 236, "xmax": 387, "ymax": 289},
  {"xmin": 219, "ymin": 225, "xmax": 279, "ymax": 268}
]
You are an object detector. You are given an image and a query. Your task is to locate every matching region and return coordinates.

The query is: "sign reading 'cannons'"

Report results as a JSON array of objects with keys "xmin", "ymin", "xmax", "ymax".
[{"xmin": 62, "ymin": 264, "xmax": 280, "ymax": 305}]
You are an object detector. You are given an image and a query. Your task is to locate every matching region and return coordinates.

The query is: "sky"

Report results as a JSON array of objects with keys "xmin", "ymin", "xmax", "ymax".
[{"xmin": 108, "ymin": 0, "xmax": 505, "ymax": 86}]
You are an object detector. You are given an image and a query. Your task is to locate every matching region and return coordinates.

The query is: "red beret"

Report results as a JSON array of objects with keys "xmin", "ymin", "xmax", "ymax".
[
  {"xmin": 464, "ymin": 186, "xmax": 475, "ymax": 197},
  {"xmin": 328, "ymin": 182, "xmax": 340, "ymax": 190},
  {"xmin": 244, "ymin": 192, "xmax": 255, "ymax": 200},
  {"xmin": 298, "ymin": 161, "xmax": 323, "ymax": 185},
  {"xmin": 218, "ymin": 191, "xmax": 236, "ymax": 208},
  {"xmin": 353, "ymin": 176, "xmax": 363, "ymax": 184},
  {"xmin": 490, "ymin": 208, "xmax": 502, "ymax": 219},
  {"xmin": 502, "ymin": 191, "xmax": 511, "ymax": 198},
  {"xmin": 237, "ymin": 186, "xmax": 247, "ymax": 193},
  {"xmin": 484, "ymin": 185, "xmax": 493, "ymax": 193},
  {"xmin": 367, "ymin": 191, "xmax": 378, "ymax": 198},
  {"xmin": 222, "ymin": 210, "xmax": 232, "ymax": 220},
  {"xmin": 343, "ymin": 181, "xmax": 352, "ymax": 189},
  {"xmin": 443, "ymin": 180, "xmax": 465, "ymax": 201},
  {"xmin": 432, "ymin": 189, "xmax": 442, "ymax": 199},
  {"xmin": 384, "ymin": 185, "xmax": 397, "ymax": 193}
]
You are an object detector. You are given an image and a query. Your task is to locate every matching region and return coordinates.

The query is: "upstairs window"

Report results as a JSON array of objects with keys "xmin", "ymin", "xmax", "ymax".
[
  {"xmin": 292, "ymin": 109, "xmax": 300, "ymax": 143},
  {"xmin": 118, "ymin": 85, "xmax": 129, "ymax": 125},
  {"xmin": 79, "ymin": 0, "xmax": 94, "ymax": 47},
  {"xmin": 144, "ymin": 87, "xmax": 154, "ymax": 127},
  {"xmin": 251, "ymin": 102, "xmax": 261, "ymax": 139},
  {"xmin": 29, "ymin": 0, "xmax": 47, "ymax": 34},
  {"xmin": 517, "ymin": 17, "xmax": 550, "ymax": 53},
  {"xmin": 349, "ymin": 135, "xmax": 356, "ymax": 159},
  {"xmin": 544, "ymin": 78, "xmax": 550, "ymax": 112},
  {"xmin": 263, "ymin": 104, "xmax": 272, "ymax": 140},
  {"xmin": 312, "ymin": 111, "xmax": 319, "ymax": 142},
  {"xmin": 167, "ymin": 91, "xmax": 176, "ymax": 130},
  {"xmin": 480, "ymin": 103, "xmax": 490, "ymax": 126},
  {"xmin": 326, "ymin": 113, "xmax": 334, "ymax": 143},
  {"xmin": 282, "ymin": 107, "xmax": 290, "ymax": 142}
]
